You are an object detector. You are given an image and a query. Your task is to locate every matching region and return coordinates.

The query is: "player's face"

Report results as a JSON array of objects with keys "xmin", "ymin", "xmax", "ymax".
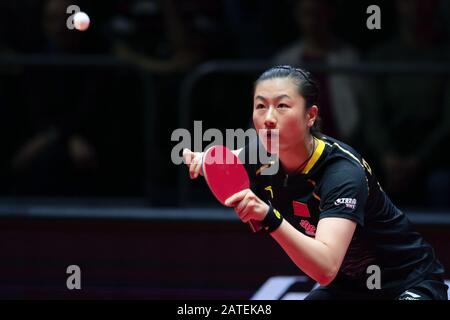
[{"xmin": 253, "ymin": 77, "xmax": 312, "ymax": 154}]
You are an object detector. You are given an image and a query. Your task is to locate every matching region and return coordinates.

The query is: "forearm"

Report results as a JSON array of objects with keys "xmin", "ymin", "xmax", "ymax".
[{"xmin": 270, "ymin": 219, "xmax": 338, "ymax": 285}]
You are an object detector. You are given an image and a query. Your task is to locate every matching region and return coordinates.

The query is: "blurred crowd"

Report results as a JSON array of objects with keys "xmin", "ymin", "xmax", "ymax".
[{"xmin": 0, "ymin": 0, "xmax": 449, "ymax": 209}]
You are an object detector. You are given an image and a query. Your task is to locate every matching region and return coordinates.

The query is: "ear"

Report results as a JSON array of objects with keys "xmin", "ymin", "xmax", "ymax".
[{"xmin": 307, "ymin": 105, "xmax": 319, "ymax": 128}]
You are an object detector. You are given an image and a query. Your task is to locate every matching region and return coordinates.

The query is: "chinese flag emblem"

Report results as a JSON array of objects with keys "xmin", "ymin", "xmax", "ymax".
[{"xmin": 292, "ymin": 201, "xmax": 310, "ymax": 218}]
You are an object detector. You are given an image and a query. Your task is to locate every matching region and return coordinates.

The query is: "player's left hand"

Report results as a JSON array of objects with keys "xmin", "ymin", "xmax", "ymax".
[{"xmin": 225, "ymin": 189, "xmax": 269, "ymax": 223}]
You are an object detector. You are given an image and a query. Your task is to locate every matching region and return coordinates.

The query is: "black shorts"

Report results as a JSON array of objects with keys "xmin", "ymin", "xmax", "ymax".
[
  {"xmin": 396, "ymin": 277, "xmax": 448, "ymax": 300},
  {"xmin": 305, "ymin": 277, "xmax": 448, "ymax": 300}
]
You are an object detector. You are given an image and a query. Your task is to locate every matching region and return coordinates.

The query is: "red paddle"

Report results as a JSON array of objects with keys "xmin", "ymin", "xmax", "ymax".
[{"xmin": 202, "ymin": 145, "xmax": 263, "ymax": 232}]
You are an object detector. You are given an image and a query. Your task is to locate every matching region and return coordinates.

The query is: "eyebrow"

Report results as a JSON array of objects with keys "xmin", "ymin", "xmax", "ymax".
[{"xmin": 254, "ymin": 94, "xmax": 291, "ymax": 101}]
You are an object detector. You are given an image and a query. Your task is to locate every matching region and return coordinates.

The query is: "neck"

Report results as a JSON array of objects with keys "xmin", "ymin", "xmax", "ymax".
[{"xmin": 279, "ymin": 134, "xmax": 315, "ymax": 174}]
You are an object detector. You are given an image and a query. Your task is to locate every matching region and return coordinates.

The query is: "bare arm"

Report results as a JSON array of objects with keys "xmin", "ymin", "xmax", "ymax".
[
  {"xmin": 226, "ymin": 189, "xmax": 357, "ymax": 286},
  {"xmin": 271, "ymin": 217, "xmax": 356, "ymax": 286}
]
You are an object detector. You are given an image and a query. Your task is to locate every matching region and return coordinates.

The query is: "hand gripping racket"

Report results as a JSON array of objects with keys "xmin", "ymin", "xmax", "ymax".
[{"xmin": 202, "ymin": 145, "xmax": 263, "ymax": 232}]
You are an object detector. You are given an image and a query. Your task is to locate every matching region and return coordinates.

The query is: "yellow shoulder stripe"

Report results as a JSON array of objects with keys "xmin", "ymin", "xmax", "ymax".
[{"xmin": 302, "ymin": 138, "xmax": 326, "ymax": 174}]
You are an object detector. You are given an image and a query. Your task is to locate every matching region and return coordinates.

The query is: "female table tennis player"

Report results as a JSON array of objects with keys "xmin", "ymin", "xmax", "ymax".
[{"xmin": 183, "ymin": 65, "xmax": 448, "ymax": 300}]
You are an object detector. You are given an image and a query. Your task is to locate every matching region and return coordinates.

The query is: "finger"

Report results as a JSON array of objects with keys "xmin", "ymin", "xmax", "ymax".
[
  {"xmin": 235, "ymin": 191, "xmax": 253, "ymax": 214},
  {"xmin": 189, "ymin": 156, "xmax": 200, "ymax": 179},
  {"xmin": 236, "ymin": 203, "xmax": 255, "ymax": 223},
  {"xmin": 235, "ymin": 196, "xmax": 250, "ymax": 216},
  {"xmin": 192, "ymin": 157, "xmax": 203, "ymax": 178},
  {"xmin": 183, "ymin": 148, "xmax": 194, "ymax": 165},
  {"xmin": 224, "ymin": 189, "xmax": 250, "ymax": 207},
  {"xmin": 237, "ymin": 198, "xmax": 256, "ymax": 223}
]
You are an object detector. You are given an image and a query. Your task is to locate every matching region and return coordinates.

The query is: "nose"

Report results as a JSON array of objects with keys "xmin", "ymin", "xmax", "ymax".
[{"xmin": 264, "ymin": 106, "xmax": 277, "ymax": 128}]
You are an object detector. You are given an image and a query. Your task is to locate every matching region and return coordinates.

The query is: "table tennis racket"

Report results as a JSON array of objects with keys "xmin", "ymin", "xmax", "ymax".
[{"xmin": 202, "ymin": 145, "xmax": 263, "ymax": 232}]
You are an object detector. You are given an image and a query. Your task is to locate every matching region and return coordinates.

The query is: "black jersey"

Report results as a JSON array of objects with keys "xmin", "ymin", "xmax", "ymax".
[{"xmin": 241, "ymin": 135, "xmax": 445, "ymax": 297}]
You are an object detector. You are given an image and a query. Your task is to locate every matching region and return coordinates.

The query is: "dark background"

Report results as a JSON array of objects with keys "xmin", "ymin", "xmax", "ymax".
[{"xmin": 0, "ymin": 0, "xmax": 449, "ymax": 299}]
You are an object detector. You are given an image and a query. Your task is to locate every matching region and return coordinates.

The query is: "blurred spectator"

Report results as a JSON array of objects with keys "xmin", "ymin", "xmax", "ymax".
[
  {"xmin": 273, "ymin": 0, "xmax": 361, "ymax": 143},
  {"xmin": 109, "ymin": 0, "xmax": 224, "ymax": 73},
  {"xmin": 9, "ymin": 0, "xmax": 105, "ymax": 196},
  {"xmin": 363, "ymin": 0, "xmax": 450, "ymax": 207},
  {"xmin": 222, "ymin": 0, "xmax": 294, "ymax": 59},
  {"xmin": 0, "ymin": 43, "xmax": 15, "ymax": 194},
  {"xmin": 104, "ymin": 0, "xmax": 232, "ymax": 203}
]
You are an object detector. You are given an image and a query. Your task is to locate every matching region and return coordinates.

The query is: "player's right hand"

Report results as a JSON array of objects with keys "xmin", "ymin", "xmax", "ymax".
[{"xmin": 183, "ymin": 148, "xmax": 204, "ymax": 179}]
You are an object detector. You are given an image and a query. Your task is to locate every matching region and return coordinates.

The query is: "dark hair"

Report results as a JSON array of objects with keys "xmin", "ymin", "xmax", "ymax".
[{"xmin": 254, "ymin": 65, "xmax": 321, "ymax": 136}]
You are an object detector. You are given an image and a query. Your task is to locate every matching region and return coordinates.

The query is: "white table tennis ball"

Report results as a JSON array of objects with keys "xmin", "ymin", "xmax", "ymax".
[{"xmin": 74, "ymin": 12, "xmax": 90, "ymax": 31}]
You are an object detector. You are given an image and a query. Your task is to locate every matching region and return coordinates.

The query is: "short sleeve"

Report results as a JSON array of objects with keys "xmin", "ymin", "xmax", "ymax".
[{"xmin": 318, "ymin": 160, "xmax": 368, "ymax": 226}]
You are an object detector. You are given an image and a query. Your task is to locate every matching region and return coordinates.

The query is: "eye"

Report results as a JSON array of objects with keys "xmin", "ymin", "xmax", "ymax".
[
  {"xmin": 255, "ymin": 104, "xmax": 266, "ymax": 109},
  {"xmin": 277, "ymin": 103, "xmax": 289, "ymax": 108}
]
